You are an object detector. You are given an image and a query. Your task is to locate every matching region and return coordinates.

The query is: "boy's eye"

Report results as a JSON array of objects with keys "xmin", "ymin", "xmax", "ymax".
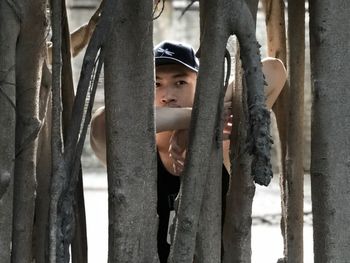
[
  {"xmin": 175, "ymin": 80, "xmax": 187, "ymax": 86},
  {"xmin": 155, "ymin": 82, "xmax": 161, "ymax": 88}
]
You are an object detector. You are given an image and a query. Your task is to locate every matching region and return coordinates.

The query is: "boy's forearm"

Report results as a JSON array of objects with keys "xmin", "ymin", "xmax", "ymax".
[{"xmin": 156, "ymin": 107, "xmax": 192, "ymax": 133}]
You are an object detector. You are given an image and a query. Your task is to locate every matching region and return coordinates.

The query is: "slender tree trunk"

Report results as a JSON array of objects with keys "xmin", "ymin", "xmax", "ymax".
[
  {"xmin": 223, "ymin": 1, "xmax": 263, "ymax": 262},
  {"xmin": 11, "ymin": 0, "xmax": 46, "ymax": 262},
  {"xmin": 284, "ymin": 1, "xmax": 305, "ymax": 262},
  {"xmin": 33, "ymin": 64, "xmax": 52, "ymax": 263},
  {"xmin": 193, "ymin": 1, "xmax": 231, "ymax": 261},
  {"xmin": 104, "ymin": 1, "xmax": 158, "ymax": 262},
  {"xmin": 309, "ymin": 0, "xmax": 350, "ymax": 262},
  {"xmin": 168, "ymin": 0, "xmax": 271, "ymax": 261},
  {"xmin": 223, "ymin": 57, "xmax": 255, "ymax": 263},
  {"xmin": 0, "ymin": 0, "xmax": 19, "ymax": 261},
  {"xmin": 262, "ymin": 1, "xmax": 289, "ymax": 261}
]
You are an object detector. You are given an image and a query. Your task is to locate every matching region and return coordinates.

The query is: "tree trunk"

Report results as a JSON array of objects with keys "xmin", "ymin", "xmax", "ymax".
[
  {"xmin": 168, "ymin": 0, "xmax": 270, "ymax": 261},
  {"xmin": 284, "ymin": 1, "xmax": 305, "ymax": 262},
  {"xmin": 223, "ymin": 56, "xmax": 255, "ymax": 263},
  {"xmin": 309, "ymin": 0, "xmax": 350, "ymax": 262},
  {"xmin": 262, "ymin": 1, "xmax": 289, "ymax": 261},
  {"xmin": 11, "ymin": 0, "xmax": 46, "ymax": 262},
  {"xmin": 0, "ymin": 0, "xmax": 19, "ymax": 261},
  {"xmin": 104, "ymin": 1, "xmax": 158, "ymax": 262},
  {"xmin": 33, "ymin": 64, "xmax": 52, "ymax": 263},
  {"xmin": 193, "ymin": 1, "xmax": 230, "ymax": 262}
]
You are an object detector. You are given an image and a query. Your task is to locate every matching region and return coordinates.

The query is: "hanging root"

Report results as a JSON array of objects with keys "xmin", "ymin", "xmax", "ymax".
[{"xmin": 249, "ymin": 103, "xmax": 273, "ymax": 186}]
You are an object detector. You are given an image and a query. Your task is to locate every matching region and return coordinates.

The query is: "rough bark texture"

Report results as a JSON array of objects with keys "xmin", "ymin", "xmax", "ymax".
[
  {"xmin": 262, "ymin": 1, "xmax": 289, "ymax": 261},
  {"xmin": 192, "ymin": 1, "xmax": 229, "ymax": 262},
  {"xmin": 223, "ymin": 55, "xmax": 255, "ymax": 263},
  {"xmin": 49, "ymin": 0, "xmax": 66, "ymax": 260},
  {"xmin": 169, "ymin": 0, "xmax": 230, "ymax": 260},
  {"xmin": 0, "ymin": 0, "xmax": 19, "ymax": 261},
  {"xmin": 309, "ymin": 0, "xmax": 350, "ymax": 262},
  {"xmin": 11, "ymin": 0, "xmax": 46, "ymax": 262},
  {"xmin": 104, "ymin": 1, "xmax": 158, "ymax": 262},
  {"xmin": 223, "ymin": 1, "xmax": 261, "ymax": 262},
  {"xmin": 233, "ymin": 1, "xmax": 272, "ymax": 186},
  {"xmin": 285, "ymin": 0, "xmax": 305, "ymax": 262}
]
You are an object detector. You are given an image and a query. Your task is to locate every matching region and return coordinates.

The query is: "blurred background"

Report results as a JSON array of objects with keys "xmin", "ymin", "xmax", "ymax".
[{"xmin": 66, "ymin": 1, "xmax": 313, "ymax": 262}]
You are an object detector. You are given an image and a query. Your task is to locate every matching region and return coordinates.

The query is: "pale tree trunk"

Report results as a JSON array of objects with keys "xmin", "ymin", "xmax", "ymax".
[
  {"xmin": 309, "ymin": 0, "xmax": 350, "ymax": 262},
  {"xmin": 11, "ymin": 0, "xmax": 47, "ymax": 262},
  {"xmin": 0, "ymin": 0, "xmax": 19, "ymax": 261},
  {"xmin": 261, "ymin": 1, "xmax": 289, "ymax": 261},
  {"xmin": 284, "ymin": 0, "xmax": 305, "ymax": 262},
  {"xmin": 104, "ymin": 0, "xmax": 158, "ymax": 262}
]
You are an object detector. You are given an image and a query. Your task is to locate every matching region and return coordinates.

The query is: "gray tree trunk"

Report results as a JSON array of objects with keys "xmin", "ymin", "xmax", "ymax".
[
  {"xmin": 104, "ymin": 1, "xmax": 158, "ymax": 262},
  {"xmin": 309, "ymin": 0, "xmax": 350, "ymax": 262},
  {"xmin": 284, "ymin": 0, "xmax": 305, "ymax": 262},
  {"xmin": 223, "ymin": 57, "xmax": 255, "ymax": 263},
  {"xmin": 193, "ymin": 0, "xmax": 230, "ymax": 262},
  {"xmin": 0, "ymin": 0, "xmax": 19, "ymax": 261},
  {"xmin": 169, "ymin": 0, "xmax": 271, "ymax": 261},
  {"xmin": 11, "ymin": 0, "xmax": 47, "ymax": 262}
]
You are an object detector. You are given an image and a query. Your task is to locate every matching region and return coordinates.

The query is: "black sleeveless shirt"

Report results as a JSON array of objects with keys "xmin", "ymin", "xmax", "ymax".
[{"xmin": 156, "ymin": 150, "xmax": 230, "ymax": 262}]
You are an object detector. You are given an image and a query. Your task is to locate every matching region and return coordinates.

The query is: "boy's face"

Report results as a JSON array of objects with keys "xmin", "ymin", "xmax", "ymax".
[{"xmin": 155, "ymin": 64, "xmax": 197, "ymax": 108}]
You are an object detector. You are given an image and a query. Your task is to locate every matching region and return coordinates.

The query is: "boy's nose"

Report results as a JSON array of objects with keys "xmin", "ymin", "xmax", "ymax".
[{"xmin": 160, "ymin": 89, "xmax": 177, "ymax": 105}]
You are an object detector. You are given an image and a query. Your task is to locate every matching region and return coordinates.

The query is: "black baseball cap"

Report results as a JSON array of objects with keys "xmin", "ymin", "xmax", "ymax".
[{"xmin": 154, "ymin": 41, "xmax": 199, "ymax": 72}]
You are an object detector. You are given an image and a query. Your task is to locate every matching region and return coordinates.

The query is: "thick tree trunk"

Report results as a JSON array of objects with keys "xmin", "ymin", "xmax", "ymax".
[
  {"xmin": 284, "ymin": 1, "xmax": 305, "ymax": 262},
  {"xmin": 104, "ymin": 1, "xmax": 158, "ymax": 262},
  {"xmin": 11, "ymin": 0, "xmax": 46, "ymax": 262},
  {"xmin": 309, "ymin": 0, "xmax": 350, "ymax": 262},
  {"xmin": 0, "ymin": 0, "xmax": 19, "ymax": 261}
]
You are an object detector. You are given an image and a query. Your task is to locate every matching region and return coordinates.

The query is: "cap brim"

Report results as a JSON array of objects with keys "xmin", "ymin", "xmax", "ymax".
[{"xmin": 155, "ymin": 57, "xmax": 198, "ymax": 72}]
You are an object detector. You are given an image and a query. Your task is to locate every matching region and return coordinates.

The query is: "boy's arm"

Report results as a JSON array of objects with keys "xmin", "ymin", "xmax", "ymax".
[
  {"xmin": 155, "ymin": 107, "xmax": 192, "ymax": 133},
  {"xmin": 262, "ymin": 57, "xmax": 287, "ymax": 109},
  {"xmin": 47, "ymin": 5, "xmax": 101, "ymax": 63},
  {"xmin": 225, "ymin": 57, "xmax": 287, "ymax": 110},
  {"xmin": 90, "ymin": 106, "xmax": 193, "ymax": 165},
  {"xmin": 70, "ymin": 6, "xmax": 101, "ymax": 57},
  {"xmin": 90, "ymin": 107, "xmax": 107, "ymax": 166}
]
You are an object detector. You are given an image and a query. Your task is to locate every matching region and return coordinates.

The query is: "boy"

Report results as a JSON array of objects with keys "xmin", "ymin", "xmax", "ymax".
[{"xmin": 90, "ymin": 40, "xmax": 287, "ymax": 262}]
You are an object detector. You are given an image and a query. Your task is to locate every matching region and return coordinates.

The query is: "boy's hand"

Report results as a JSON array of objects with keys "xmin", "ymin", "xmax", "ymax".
[
  {"xmin": 223, "ymin": 101, "xmax": 233, "ymax": 140},
  {"xmin": 169, "ymin": 129, "xmax": 188, "ymax": 176}
]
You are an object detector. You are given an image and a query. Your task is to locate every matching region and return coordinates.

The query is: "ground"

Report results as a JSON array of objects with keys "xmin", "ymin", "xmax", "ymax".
[{"xmin": 82, "ymin": 170, "xmax": 313, "ymax": 262}]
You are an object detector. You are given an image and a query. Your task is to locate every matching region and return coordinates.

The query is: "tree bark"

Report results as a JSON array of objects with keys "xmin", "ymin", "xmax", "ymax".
[
  {"xmin": 33, "ymin": 64, "xmax": 52, "ymax": 263},
  {"xmin": 285, "ymin": 1, "xmax": 305, "ymax": 262},
  {"xmin": 0, "ymin": 0, "xmax": 19, "ymax": 261},
  {"xmin": 11, "ymin": 0, "xmax": 46, "ymax": 262},
  {"xmin": 49, "ymin": 0, "xmax": 67, "ymax": 260},
  {"xmin": 223, "ymin": 56, "xmax": 255, "ymax": 263},
  {"xmin": 309, "ymin": 0, "xmax": 350, "ymax": 262},
  {"xmin": 223, "ymin": 1, "xmax": 262, "ymax": 262},
  {"xmin": 169, "ymin": 0, "xmax": 270, "ymax": 261},
  {"xmin": 262, "ymin": 1, "xmax": 289, "ymax": 261},
  {"xmin": 104, "ymin": 1, "xmax": 158, "ymax": 262}
]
